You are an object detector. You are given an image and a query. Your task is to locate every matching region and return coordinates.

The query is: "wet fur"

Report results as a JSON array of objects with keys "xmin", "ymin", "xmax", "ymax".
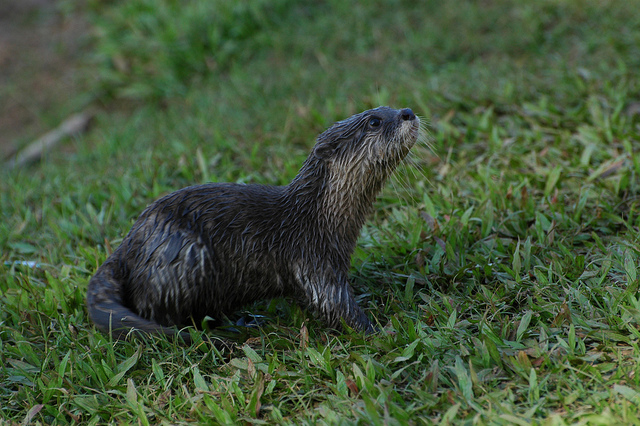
[{"xmin": 86, "ymin": 106, "xmax": 420, "ymax": 342}]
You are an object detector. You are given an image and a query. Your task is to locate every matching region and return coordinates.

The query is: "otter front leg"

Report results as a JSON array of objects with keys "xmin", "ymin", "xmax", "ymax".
[{"xmin": 300, "ymin": 271, "xmax": 375, "ymax": 334}]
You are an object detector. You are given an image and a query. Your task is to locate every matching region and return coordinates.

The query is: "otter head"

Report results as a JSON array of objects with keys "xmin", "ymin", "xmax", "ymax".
[
  {"xmin": 313, "ymin": 106, "xmax": 420, "ymax": 187},
  {"xmin": 288, "ymin": 107, "xmax": 420, "ymax": 236}
]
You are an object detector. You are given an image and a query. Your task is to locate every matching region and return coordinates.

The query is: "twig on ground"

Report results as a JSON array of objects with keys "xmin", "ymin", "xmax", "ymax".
[{"xmin": 5, "ymin": 111, "xmax": 93, "ymax": 169}]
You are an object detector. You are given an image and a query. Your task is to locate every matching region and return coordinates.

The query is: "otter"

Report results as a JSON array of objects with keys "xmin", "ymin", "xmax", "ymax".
[{"xmin": 86, "ymin": 106, "xmax": 420, "ymax": 343}]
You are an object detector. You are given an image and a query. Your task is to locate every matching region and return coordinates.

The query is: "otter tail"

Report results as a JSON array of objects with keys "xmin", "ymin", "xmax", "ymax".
[{"xmin": 86, "ymin": 263, "xmax": 193, "ymax": 344}]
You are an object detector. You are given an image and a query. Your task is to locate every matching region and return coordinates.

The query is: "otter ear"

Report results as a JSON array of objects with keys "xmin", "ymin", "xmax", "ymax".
[{"xmin": 314, "ymin": 141, "xmax": 338, "ymax": 159}]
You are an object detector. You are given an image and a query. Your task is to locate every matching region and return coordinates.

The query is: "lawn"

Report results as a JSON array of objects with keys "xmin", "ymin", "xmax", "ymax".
[{"xmin": 2, "ymin": 0, "xmax": 640, "ymax": 423}]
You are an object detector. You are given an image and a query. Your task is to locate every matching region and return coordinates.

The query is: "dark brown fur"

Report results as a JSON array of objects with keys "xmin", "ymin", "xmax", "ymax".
[{"xmin": 86, "ymin": 106, "xmax": 420, "ymax": 342}]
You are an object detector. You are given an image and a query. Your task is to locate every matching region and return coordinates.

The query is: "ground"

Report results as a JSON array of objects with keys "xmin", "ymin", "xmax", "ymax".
[
  {"xmin": 0, "ymin": 0, "xmax": 88, "ymax": 159},
  {"xmin": 2, "ymin": 1, "xmax": 640, "ymax": 423}
]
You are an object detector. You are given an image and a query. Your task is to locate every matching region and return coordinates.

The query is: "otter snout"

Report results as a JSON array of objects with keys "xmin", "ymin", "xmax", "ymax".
[{"xmin": 400, "ymin": 108, "xmax": 416, "ymax": 121}]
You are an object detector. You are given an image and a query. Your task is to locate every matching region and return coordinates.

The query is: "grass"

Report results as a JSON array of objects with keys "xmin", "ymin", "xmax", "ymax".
[{"xmin": 2, "ymin": 0, "xmax": 640, "ymax": 423}]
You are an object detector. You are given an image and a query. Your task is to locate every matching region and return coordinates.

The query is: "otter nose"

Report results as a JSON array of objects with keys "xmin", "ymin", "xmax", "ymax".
[{"xmin": 400, "ymin": 108, "xmax": 416, "ymax": 121}]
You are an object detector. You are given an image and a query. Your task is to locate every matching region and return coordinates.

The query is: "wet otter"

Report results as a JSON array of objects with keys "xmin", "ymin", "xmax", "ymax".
[{"xmin": 86, "ymin": 106, "xmax": 420, "ymax": 342}]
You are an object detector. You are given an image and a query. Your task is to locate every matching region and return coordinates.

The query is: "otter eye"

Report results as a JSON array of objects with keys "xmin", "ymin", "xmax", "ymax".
[{"xmin": 368, "ymin": 117, "xmax": 382, "ymax": 128}]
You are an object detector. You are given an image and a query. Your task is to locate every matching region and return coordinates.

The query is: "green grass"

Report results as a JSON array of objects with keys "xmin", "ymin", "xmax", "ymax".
[{"xmin": 2, "ymin": 0, "xmax": 640, "ymax": 423}]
